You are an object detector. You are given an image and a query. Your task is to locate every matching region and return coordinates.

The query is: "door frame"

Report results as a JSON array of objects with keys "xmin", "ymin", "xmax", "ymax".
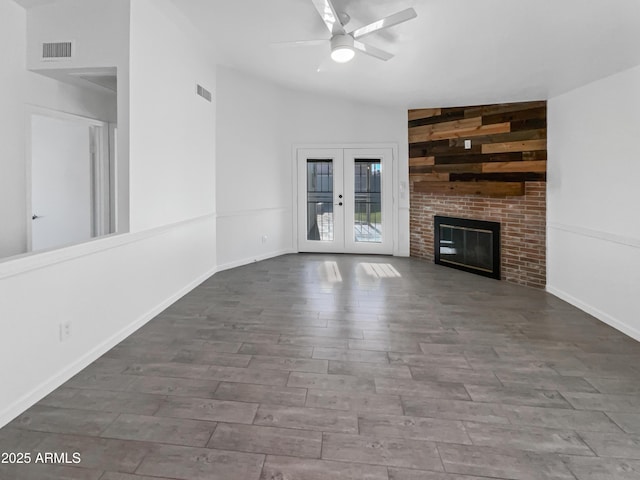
[
  {"xmin": 25, "ymin": 106, "xmax": 111, "ymax": 252},
  {"xmin": 292, "ymin": 143, "xmax": 399, "ymax": 255}
]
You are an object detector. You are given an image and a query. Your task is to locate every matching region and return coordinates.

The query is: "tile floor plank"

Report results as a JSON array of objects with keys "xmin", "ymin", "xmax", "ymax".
[
  {"xmin": 239, "ymin": 343, "xmax": 313, "ymax": 358},
  {"xmin": 502, "ymin": 404, "xmax": 623, "ymax": 432},
  {"xmin": 577, "ymin": 431, "xmax": 640, "ymax": 459},
  {"xmin": 375, "ymin": 377, "xmax": 471, "ymax": 400},
  {"xmin": 563, "ymin": 456, "xmax": 640, "ymax": 480},
  {"xmin": 247, "ymin": 355, "xmax": 328, "ymax": 373},
  {"xmin": 306, "ymin": 389, "xmax": 404, "ymax": 414},
  {"xmin": 208, "ymin": 423, "xmax": 322, "ymax": 458},
  {"xmin": 329, "ymin": 360, "xmax": 412, "ymax": 379},
  {"xmin": 561, "ymin": 392, "xmax": 640, "ymax": 413},
  {"xmin": 312, "ymin": 347, "xmax": 389, "ymax": 363},
  {"xmin": 135, "ymin": 445, "xmax": 264, "ymax": 480},
  {"xmin": 35, "ymin": 434, "xmax": 153, "ymax": 473},
  {"xmin": 212, "ymin": 381, "xmax": 307, "ymax": 406},
  {"xmin": 606, "ymin": 412, "xmax": 640, "ymax": 434},
  {"xmin": 402, "ymin": 397, "xmax": 510, "ymax": 425},
  {"xmin": 438, "ymin": 443, "xmax": 575, "ymax": 480},
  {"xmin": 358, "ymin": 413, "xmax": 471, "ymax": 444},
  {"xmin": 465, "ymin": 385, "xmax": 572, "ymax": 409},
  {"xmin": 463, "ymin": 421, "xmax": 594, "ymax": 455},
  {"xmin": 259, "ymin": 455, "xmax": 388, "ymax": 480},
  {"xmin": 254, "ymin": 405, "xmax": 358, "ymax": 433},
  {"xmin": 322, "ymin": 432, "xmax": 444, "ymax": 470},
  {"xmin": 10, "ymin": 406, "xmax": 118, "ymax": 436},
  {"xmin": 287, "ymin": 371, "xmax": 376, "ymax": 392},
  {"xmin": 100, "ymin": 414, "xmax": 216, "ymax": 447},
  {"xmin": 388, "ymin": 469, "xmax": 499, "ymax": 480},
  {"xmin": 40, "ymin": 388, "xmax": 165, "ymax": 415},
  {"xmin": 101, "ymin": 473, "xmax": 176, "ymax": 480},
  {"xmin": 0, "ymin": 464, "xmax": 104, "ymax": 480},
  {"xmin": 154, "ymin": 396, "xmax": 258, "ymax": 424}
]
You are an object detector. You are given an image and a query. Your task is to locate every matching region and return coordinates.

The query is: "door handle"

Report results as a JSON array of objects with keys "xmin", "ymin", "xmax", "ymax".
[{"xmin": 32, "ymin": 214, "xmax": 40, "ymax": 220}]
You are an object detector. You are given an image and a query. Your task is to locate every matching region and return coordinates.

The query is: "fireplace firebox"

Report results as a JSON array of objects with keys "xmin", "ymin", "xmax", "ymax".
[{"xmin": 434, "ymin": 216, "xmax": 501, "ymax": 279}]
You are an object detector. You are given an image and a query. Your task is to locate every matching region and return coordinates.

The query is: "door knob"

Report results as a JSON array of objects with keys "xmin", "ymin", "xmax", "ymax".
[{"xmin": 338, "ymin": 202, "xmax": 343, "ymax": 206}]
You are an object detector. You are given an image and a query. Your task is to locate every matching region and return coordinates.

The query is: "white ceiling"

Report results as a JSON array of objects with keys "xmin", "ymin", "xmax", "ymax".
[
  {"xmin": 171, "ymin": 0, "xmax": 640, "ymax": 108},
  {"xmin": 15, "ymin": 0, "xmax": 640, "ymax": 108},
  {"xmin": 13, "ymin": 0, "xmax": 56, "ymax": 7}
]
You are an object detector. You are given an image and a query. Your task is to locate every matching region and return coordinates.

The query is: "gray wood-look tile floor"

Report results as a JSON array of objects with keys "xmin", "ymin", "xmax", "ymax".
[{"xmin": 2, "ymin": 254, "xmax": 640, "ymax": 480}]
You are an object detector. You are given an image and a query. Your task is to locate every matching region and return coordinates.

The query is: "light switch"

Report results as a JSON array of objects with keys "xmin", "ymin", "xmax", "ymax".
[{"xmin": 464, "ymin": 139, "xmax": 472, "ymax": 149}]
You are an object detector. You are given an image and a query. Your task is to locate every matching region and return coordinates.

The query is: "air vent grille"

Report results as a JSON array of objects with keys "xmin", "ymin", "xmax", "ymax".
[
  {"xmin": 197, "ymin": 84, "xmax": 212, "ymax": 102},
  {"xmin": 42, "ymin": 42, "xmax": 73, "ymax": 60}
]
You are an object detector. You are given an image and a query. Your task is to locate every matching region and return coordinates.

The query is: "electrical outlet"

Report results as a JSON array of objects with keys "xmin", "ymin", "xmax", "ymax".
[
  {"xmin": 464, "ymin": 139, "xmax": 472, "ymax": 149},
  {"xmin": 261, "ymin": 235, "xmax": 268, "ymax": 244},
  {"xmin": 59, "ymin": 321, "xmax": 72, "ymax": 342}
]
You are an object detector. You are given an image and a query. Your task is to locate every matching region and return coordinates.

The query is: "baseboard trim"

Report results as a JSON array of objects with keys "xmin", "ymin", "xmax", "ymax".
[
  {"xmin": 216, "ymin": 249, "xmax": 296, "ymax": 273},
  {"xmin": 0, "ymin": 265, "xmax": 217, "ymax": 428},
  {"xmin": 547, "ymin": 285, "xmax": 640, "ymax": 342}
]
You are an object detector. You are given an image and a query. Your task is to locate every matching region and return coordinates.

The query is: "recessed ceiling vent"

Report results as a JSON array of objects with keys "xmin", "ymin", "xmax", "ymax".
[
  {"xmin": 196, "ymin": 84, "xmax": 212, "ymax": 102},
  {"xmin": 42, "ymin": 41, "xmax": 73, "ymax": 61}
]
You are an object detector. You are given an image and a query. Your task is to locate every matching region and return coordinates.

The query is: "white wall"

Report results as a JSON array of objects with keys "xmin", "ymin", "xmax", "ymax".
[
  {"xmin": 215, "ymin": 68, "xmax": 289, "ymax": 269},
  {"xmin": 0, "ymin": 0, "xmax": 217, "ymax": 427},
  {"xmin": 0, "ymin": 0, "xmax": 28, "ymax": 258},
  {"xmin": 547, "ymin": 64, "xmax": 640, "ymax": 341},
  {"xmin": 129, "ymin": 0, "xmax": 216, "ymax": 232},
  {"xmin": 215, "ymin": 66, "xmax": 409, "ymax": 270}
]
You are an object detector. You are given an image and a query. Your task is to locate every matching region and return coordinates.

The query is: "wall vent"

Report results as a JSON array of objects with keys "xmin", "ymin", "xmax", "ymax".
[
  {"xmin": 196, "ymin": 84, "xmax": 212, "ymax": 102},
  {"xmin": 42, "ymin": 41, "xmax": 73, "ymax": 60}
]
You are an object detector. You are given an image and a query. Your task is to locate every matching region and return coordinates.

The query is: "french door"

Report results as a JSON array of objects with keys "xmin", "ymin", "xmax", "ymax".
[{"xmin": 297, "ymin": 148, "xmax": 393, "ymax": 254}]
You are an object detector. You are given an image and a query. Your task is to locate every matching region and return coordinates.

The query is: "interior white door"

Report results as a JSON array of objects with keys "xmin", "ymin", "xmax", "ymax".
[
  {"xmin": 31, "ymin": 114, "xmax": 92, "ymax": 252},
  {"xmin": 297, "ymin": 147, "xmax": 393, "ymax": 254}
]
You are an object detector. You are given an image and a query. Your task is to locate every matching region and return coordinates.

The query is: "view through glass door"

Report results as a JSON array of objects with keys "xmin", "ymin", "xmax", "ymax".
[{"xmin": 297, "ymin": 147, "xmax": 393, "ymax": 254}]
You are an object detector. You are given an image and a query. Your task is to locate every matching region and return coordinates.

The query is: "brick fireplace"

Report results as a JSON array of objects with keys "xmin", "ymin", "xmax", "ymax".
[
  {"xmin": 408, "ymin": 101, "xmax": 547, "ymax": 289},
  {"xmin": 410, "ymin": 182, "xmax": 546, "ymax": 288}
]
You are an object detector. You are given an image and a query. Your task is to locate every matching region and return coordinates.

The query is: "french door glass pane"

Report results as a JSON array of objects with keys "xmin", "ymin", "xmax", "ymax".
[
  {"xmin": 307, "ymin": 159, "xmax": 334, "ymax": 241},
  {"xmin": 354, "ymin": 159, "xmax": 381, "ymax": 243}
]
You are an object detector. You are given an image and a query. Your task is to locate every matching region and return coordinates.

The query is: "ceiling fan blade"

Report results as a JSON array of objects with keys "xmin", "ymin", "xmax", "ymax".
[
  {"xmin": 350, "ymin": 8, "xmax": 417, "ymax": 39},
  {"xmin": 271, "ymin": 39, "xmax": 328, "ymax": 47},
  {"xmin": 311, "ymin": 0, "xmax": 345, "ymax": 35},
  {"xmin": 353, "ymin": 40, "xmax": 394, "ymax": 61}
]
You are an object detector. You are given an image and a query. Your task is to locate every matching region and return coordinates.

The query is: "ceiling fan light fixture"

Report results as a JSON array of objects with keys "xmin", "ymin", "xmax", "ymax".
[
  {"xmin": 330, "ymin": 34, "xmax": 355, "ymax": 63},
  {"xmin": 331, "ymin": 46, "xmax": 355, "ymax": 63}
]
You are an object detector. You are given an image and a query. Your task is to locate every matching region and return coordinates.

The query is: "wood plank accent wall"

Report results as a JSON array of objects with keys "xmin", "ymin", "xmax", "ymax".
[{"xmin": 409, "ymin": 101, "xmax": 547, "ymax": 197}]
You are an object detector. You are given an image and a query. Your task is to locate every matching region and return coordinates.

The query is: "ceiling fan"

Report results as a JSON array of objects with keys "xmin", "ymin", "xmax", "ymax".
[{"xmin": 279, "ymin": 0, "xmax": 417, "ymax": 63}]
